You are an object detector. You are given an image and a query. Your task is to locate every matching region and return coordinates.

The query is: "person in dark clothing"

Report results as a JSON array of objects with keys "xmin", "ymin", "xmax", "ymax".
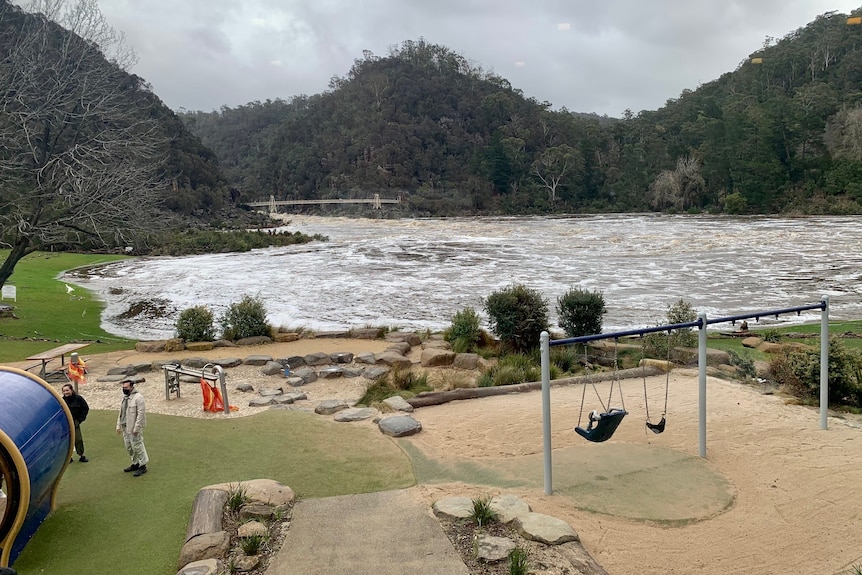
[{"xmin": 62, "ymin": 383, "xmax": 90, "ymax": 462}]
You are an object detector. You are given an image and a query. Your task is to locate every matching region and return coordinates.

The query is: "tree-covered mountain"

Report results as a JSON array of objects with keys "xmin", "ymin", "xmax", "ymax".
[{"xmin": 182, "ymin": 9, "xmax": 862, "ymax": 216}]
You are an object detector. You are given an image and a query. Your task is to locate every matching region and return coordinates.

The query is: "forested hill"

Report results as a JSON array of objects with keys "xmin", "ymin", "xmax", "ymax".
[{"xmin": 181, "ymin": 9, "xmax": 862, "ymax": 216}]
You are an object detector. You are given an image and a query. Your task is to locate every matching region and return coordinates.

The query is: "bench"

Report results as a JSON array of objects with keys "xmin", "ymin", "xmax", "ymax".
[{"xmin": 25, "ymin": 343, "xmax": 90, "ymax": 380}]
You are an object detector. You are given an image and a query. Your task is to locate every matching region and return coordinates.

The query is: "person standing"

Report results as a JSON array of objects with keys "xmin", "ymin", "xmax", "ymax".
[
  {"xmin": 116, "ymin": 379, "xmax": 148, "ymax": 477},
  {"xmin": 61, "ymin": 384, "xmax": 89, "ymax": 462}
]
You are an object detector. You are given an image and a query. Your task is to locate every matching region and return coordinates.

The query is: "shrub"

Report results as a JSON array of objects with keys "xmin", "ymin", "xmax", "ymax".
[
  {"xmin": 356, "ymin": 368, "xmax": 431, "ymax": 405},
  {"xmin": 444, "ymin": 307, "xmax": 483, "ymax": 353},
  {"xmin": 556, "ymin": 287, "xmax": 606, "ymax": 338},
  {"xmin": 469, "ymin": 495, "xmax": 497, "ymax": 527},
  {"xmin": 769, "ymin": 337, "xmax": 862, "ymax": 406},
  {"xmin": 643, "ymin": 298, "xmax": 698, "ymax": 358},
  {"xmin": 478, "ymin": 353, "xmax": 542, "ymax": 387},
  {"xmin": 240, "ymin": 533, "xmax": 268, "ymax": 556},
  {"xmin": 728, "ymin": 349, "xmax": 757, "ymax": 380},
  {"xmin": 761, "ymin": 328, "xmax": 782, "ymax": 343},
  {"xmin": 220, "ymin": 295, "xmax": 271, "ymax": 340},
  {"xmin": 484, "ymin": 284, "xmax": 549, "ymax": 354},
  {"xmin": 508, "ymin": 547, "xmax": 531, "ymax": 575},
  {"xmin": 175, "ymin": 305, "xmax": 216, "ymax": 342},
  {"xmin": 226, "ymin": 483, "xmax": 248, "ymax": 513}
]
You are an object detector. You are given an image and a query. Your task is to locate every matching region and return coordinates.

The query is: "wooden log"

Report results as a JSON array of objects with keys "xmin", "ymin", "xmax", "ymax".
[
  {"xmin": 185, "ymin": 488, "xmax": 230, "ymax": 543},
  {"xmin": 406, "ymin": 366, "xmax": 662, "ymax": 408}
]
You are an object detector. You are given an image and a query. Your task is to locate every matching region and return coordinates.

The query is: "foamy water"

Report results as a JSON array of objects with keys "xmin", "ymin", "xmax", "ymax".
[{"xmin": 64, "ymin": 214, "xmax": 862, "ymax": 340}]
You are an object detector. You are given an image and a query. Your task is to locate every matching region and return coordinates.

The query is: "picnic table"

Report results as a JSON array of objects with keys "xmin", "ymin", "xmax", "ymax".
[{"xmin": 26, "ymin": 343, "xmax": 90, "ymax": 379}]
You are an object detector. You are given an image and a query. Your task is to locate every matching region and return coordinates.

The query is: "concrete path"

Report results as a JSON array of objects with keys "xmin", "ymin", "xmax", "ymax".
[{"xmin": 266, "ymin": 488, "xmax": 470, "ymax": 575}]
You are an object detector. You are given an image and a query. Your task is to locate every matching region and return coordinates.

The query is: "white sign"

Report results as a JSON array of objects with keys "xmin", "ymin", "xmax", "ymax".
[{"xmin": 1, "ymin": 285, "xmax": 16, "ymax": 302}]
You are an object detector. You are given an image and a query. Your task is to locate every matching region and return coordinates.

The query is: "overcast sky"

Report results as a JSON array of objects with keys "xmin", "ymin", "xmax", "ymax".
[{"xmin": 96, "ymin": 0, "xmax": 860, "ymax": 117}]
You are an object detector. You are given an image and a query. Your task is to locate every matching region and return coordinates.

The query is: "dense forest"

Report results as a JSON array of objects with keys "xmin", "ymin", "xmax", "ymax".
[{"xmin": 181, "ymin": 9, "xmax": 862, "ymax": 216}]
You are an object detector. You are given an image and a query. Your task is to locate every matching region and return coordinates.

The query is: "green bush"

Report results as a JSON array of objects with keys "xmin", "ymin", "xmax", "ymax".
[
  {"xmin": 483, "ymin": 284, "xmax": 549, "ymax": 353},
  {"xmin": 469, "ymin": 496, "xmax": 498, "ymax": 527},
  {"xmin": 478, "ymin": 353, "xmax": 543, "ymax": 387},
  {"xmin": 761, "ymin": 328, "xmax": 782, "ymax": 343},
  {"xmin": 220, "ymin": 295, "xmax": 272, "ymax": 340},
  {"xmin": 175, "ymin": 305, "xmax": 216, "ymax": 342},
  {"xmin": 444, "ymin": 307, "xmax": 483, "ymax": 353},
  {"xmin": 643, "ymin": 298, "xmax": 698, "ymax": 358},
  {"xmin": 556, "ymin": 287, "xmax": 606, "ymax": 338},
  {"xmin": 508, "ymin": 547, "xmax": 531, "ymax": 575},
  {"xmin": 728, "ymin": 349, "xmax": 757, "ymax": 380},
  {"xmin": 770, "ymin": 337, "xmax": 862, "ymax": 406}
]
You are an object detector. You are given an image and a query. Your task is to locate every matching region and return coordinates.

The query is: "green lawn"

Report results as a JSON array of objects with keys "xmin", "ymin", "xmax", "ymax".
[
  {"xmin": 0, "ymin": 251, "xmax": 136, "ymax": 362},
  {"xmin": 13, "ymin": 410, "xmax": 414, "ymax": 575}
]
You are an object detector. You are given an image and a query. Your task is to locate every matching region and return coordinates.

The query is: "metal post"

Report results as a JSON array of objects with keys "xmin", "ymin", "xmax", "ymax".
[
  {"xmin": 698, "ymin": 312, "xmax": 707, "ymax": 458},
  {"xmin": 540, "ymin": 331, "xmax": 552, "ymax": 495},
  {"xmin": 214, "ymin": 365, "xmax": 229, "ymax": 415},
  {"xmin": 820, "ymin": 295, "xmax": 830, "ymax": 430}
]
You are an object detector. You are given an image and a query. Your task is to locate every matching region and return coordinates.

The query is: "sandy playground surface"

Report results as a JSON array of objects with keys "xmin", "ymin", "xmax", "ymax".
[{"xmin": 6, "ymin": 338, "xmax": 862, "ymax": 575}]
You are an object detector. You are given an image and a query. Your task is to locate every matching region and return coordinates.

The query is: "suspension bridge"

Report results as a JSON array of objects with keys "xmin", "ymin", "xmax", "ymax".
[{"xmin": 245, "ymin": 194, "xmax": 402, "ymax": 213}]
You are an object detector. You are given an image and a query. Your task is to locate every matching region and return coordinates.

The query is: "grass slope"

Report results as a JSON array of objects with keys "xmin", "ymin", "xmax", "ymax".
[
  {"xmin": 0, "ymin": 251, "xmax": 136, "ymax": 362},
  {"xmin": 13, "ymin": 410, "xmax": 414, "ymax": 575}
]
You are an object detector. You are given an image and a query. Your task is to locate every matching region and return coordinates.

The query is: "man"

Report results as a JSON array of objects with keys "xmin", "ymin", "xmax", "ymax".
[
  {"xmin": 61, "ymin": 384, "xmax": 89, "ymax": 462},
  {"xmin": 116, "ymin": 379, "xmax": 148, "ymax": 477}
]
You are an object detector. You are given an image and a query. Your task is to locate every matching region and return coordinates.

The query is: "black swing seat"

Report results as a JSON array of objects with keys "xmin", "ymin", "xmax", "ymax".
[
  {"xmin": 646, "ymin": 416, "xmax": 666, "ymax": 434},
  {"xmin": 575, "ymin": 408, "xmax": 628, "ymax": 443}
]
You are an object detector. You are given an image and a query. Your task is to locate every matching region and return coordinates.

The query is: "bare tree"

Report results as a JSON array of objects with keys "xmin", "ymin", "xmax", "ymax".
[
  {"xmin": 532, "ymin": 144, "xmax": 582, "ymax": 206},
  {"xmin": 0, "ymin": 0, "xmax": 168, "ymax": 288},
  {"xmin": 649, "ymin": 156, "xmax": 705, "ymax": 211}
]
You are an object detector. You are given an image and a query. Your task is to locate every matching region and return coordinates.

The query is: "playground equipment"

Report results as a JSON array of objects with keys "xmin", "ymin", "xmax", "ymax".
[
  {"xmin": 0, "ymin": 366, "xmax": 73, "ymax": 567},
  {"xmin": 540, "ymin": 297, "xmax": 830, "ymax": 495}
]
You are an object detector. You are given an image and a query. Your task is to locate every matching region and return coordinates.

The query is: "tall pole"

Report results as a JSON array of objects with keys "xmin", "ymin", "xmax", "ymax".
[
  {"xmin": 540, "ymin": 331, "xmax": 552, "ymax": 495},
  {"xmin": 820, "ymin": 295, "xmax": 830, "ymax": 430},
  {"xmin": 698, "ymin": 312, "xmax": 707, "ymax": 458}
]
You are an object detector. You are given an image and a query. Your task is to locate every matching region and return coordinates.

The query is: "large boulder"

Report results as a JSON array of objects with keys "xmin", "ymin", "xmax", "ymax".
[
  {"xmin": 420, "ymin": 348, "xmax": 455, "ymax": 367},
  {"xmin": 378, "ymin": 415, "xmax": 422, "ymax": 437},
  {"xmin": 375, "ymin": 351, "xmax": 412, "ymax": 369}
]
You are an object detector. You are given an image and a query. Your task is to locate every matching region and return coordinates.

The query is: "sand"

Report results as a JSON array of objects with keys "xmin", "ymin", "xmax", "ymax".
[{"xmin": 6, "ymin": 339, "xmax": 862, "ymax": 575}]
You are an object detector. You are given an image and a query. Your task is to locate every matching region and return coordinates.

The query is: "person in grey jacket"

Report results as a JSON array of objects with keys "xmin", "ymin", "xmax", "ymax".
[{"xmin": 115, "ymin": 379, "xmax": 149, "ymax": 477}]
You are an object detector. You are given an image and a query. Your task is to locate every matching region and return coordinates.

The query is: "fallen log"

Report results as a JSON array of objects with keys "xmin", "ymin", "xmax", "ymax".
[
  {"xmin": 406, "ymin": 366, "xmax": 663, "ymax": 408},
  {"xmin": 185, "ymin": 488, "xmax": 229, "ymax": 543}
]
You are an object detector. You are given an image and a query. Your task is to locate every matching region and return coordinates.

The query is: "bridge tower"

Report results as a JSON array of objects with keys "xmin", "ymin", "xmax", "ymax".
[
  {"xmin": 268, "ymin": 195, "xmax": 277, "ymax": 214},
  {"xmin": 373, "ymin": 193, "xmax": 381, "ymax": 209}
]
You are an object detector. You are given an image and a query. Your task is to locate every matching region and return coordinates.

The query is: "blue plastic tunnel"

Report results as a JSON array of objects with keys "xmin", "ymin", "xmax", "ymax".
[{"xmin": 0, "ymin": 366, "xmax": 73, "ymax": 567}]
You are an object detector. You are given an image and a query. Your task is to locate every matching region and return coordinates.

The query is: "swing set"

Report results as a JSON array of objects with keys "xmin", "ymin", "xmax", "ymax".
[
  {"xmin": 573, "ymin": 332, "xmax": 672, "ymax": 443},
  {"xmin": 540, "ymin": 297, "xmax": 831, "ymax": 496}
]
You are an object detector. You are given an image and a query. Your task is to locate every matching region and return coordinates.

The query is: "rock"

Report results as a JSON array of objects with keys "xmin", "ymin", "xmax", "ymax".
[
  {"xmin": 385, "ymin": 341, "xmax": 412, "ymax": 355},
  {"xmin": 742, "ymin": 336, "xmax": 763, "ymax": 349},
  {"xmin": 639, "ymin": 358, "xmax": 673, "ymax": 372},
  {"xmin": 315, "ymin": 399, "xmax": 349, "ymax": 415},
  {"xmin": 350, "ymin": 328, "xmax": 381, "ymax": 339},
  {"xmin": 375, "ymin": 351, "xmax": 412, "ymax": 369},
  {"xmin": 476, "ymin": 534, "xmax": 516, "ymax": 562},
  {"xmin": 340, "ymin": 367, "xmax": 364, "ymax": 378},
  {"xmin": 243, "ymin": 355, "xmax": 272, "ymax": 366},
  {"xmin": 273, "ymin": 395, "xmax": 296, "ymax": 405},
  {"xmin": 177, "ymin": 532, "xmax": 230, "ymax": 569},
  {"xmin": 330, "ymin": 352, "xmax": 354, "ymax": 363},
  {"xmin": 452, "ymin": 353, "xmax": 480, "ymax": 370},
  {"xmin": 258, "ymin": 387, "xmax": 283, "ymax": 397},
  {"xmin": 239, "ymin": 502, "xmax": 275, "ymax": 522},
  {"xmin": 176, "ymin": 558, "xmax": 223, "ymax": 575},
  {"xmin": 107, "ymin": 366, "xmax": 136, "ymax": 376},
  {"xmin": 282, "ymin": 355, "xmax": 306, "ymax": 367},
  {"xmin": 304, "ymin": 352, "xmax": 331, "ymax": 366},
  {"xmin": 211, "ymin": 339, "xmax": 239, "ymax": 348},
  {"xmin": 423, "ymin": 339, "xmax": 452, "ymax": 350},
  {"xmin": 185, "ymin": 341, "xmax": 214, "ymax": 351},
  {"xmin": 333, "ymin": 407, "xmax": 378, "ymax": 422},
  {"xmin": 362, "ymin": 366, "xmax": 390, "ymax": 380},
  {"xmin": 273, "ymin": 332, "xmax": 299, "ymax": 342},
  {"xmin": 490, "ymin": 494, "xmax": 531, "ymax": 523},
  {"xmin": 757, "ymin": 341, "xmax": 783, "ymax": 353},
  {"xmin": 213, "ymin": 358, "xmax": 242, "ymax": 368},
  {"xmin": 235, "ymin": 384, "xmax": 254, "ymax": 392},
  {"xmin": 318, "ymin": 367, "xmax": 343, "ymax": 379},
  {"xmin": 233, "ymin": 555, "xmax": 260, "ymax": 572},
  {"xmin": 315, "ymin": 330, "xmax": 351, "ymax": 338},
  {"xmin": 432, "ymin": 496, "xmax": 474, "ymax": 520},
  {"xmin": 285, "ymin": 376, "xmax": 308, "ymax": 387},
  {"xmin": 236, "ymin": 336, "xmax": 273, "ymax": 346},
  {"xmin": 237, "ymin": 520, "xmax": 269, "ymax": 537},
  {"xmin": 382, "ymin": 396, "xmax": 414, "ymax": 413},
  {"xmin": 354, "ymin": 352, "xmax": 377, "ymax": 365},
  {"xmin": 202, "ymin": 479, "xmax": 295, "ymax": 508},
  {"xmin": 386, "ymin": 331, "xmax": 422, "ymax": 346},
  {"xmin": 130, "ymin": 362, "xmax": 154, "ymax": 373},
  {"xmin": 420, "ymin": 348, "xmax": 455, "ymax": 367},
  {"xmin": 515, "ymin": 513, "xmax": 579, "ymax": 545},
  {"xmin": 378, "ymin": 415, "xmax": 422, "ymax": 437},
  {"xmin": 291, "ymin": 368, "xmax": 317, "ymax": 384},
  {"xmin": 135, "ymin": 340, "xmax": 166, "ymax": 353},
  {"xmin": 261, "ymin": 361, "xmax": 284, "ymax": 376},
  {"xmin": 165, "ymin": 338, "xmax": 185, "ymax": 352},
  {"xmin": 249, "ymin": 397, "xmax": 276, "ymax": 407},
  {"xmin": 183, "ymin": 357, "xmax": 210, "ymax": 369},
  {"xmin": 96, "ymin": 374, "xmax": 127, "ymax": 383}
]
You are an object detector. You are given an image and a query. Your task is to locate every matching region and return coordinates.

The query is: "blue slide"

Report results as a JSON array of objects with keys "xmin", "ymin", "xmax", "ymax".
[{"xmin": 0, "ymin": 367, "xmax": 73, "ymax": 568}]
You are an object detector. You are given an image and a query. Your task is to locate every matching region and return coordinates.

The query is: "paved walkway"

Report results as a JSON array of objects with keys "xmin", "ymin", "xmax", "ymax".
[{"xmin": 266, "ymin": 488, "xmax": 469, "ymax": 575}]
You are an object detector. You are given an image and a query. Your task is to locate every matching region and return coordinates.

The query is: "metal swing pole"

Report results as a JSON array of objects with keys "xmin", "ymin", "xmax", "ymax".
[
  {"xmin": 698, "ymin": 312, "xmax": 707, "ymax": 458},
  {"xmin": 820, "ymin": 295, "xmax": 830, "ymax": 430},
  {"xmin": 541, "ymin": 331, "xmax": 552, "ymax": 495}
]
